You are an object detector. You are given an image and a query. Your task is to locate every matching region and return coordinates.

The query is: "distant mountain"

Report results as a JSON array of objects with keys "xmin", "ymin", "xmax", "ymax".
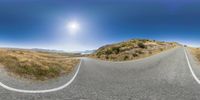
[
  {"xmin": 31, "ymin": 48, "xmax": 96, "ymax": 55},
  {"xmin": 31, "ymin": 48, "xmax": 65, "ymax": 53},
  {"xmin": 79, "ymin": 50, "xmax": 96, "ymax": 54},
  {"xmin": 31, "ymin": 48, "xmax": 82, "ymax": 57}
]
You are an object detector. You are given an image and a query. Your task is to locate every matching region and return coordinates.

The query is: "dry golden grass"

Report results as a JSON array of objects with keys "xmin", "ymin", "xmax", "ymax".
[
  {"xmin": 92, "ymin": 39, "xmax": 178, "ymax": 61},
  {"xmin": 0, "ymin": 48, "xmax": 80, "ymax": 80},
  {"xmin": 190, "ymin": 47, "xmax": 200, "ymax": 62}
]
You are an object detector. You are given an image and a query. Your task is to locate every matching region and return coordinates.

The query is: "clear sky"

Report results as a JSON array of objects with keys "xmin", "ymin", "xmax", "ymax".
[{"xmin": 0, "ymin": 0, "xmax": 200, "ymax": 51}]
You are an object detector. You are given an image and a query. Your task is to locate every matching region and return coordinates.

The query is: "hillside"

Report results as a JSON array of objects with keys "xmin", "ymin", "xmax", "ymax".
[
  {"xmin": 0, "ymin": 48, "xmax": 80, "ymax": 80},
  {"xmin": 92, "ymin": 39, "xmax": 178, "ymax": 61},
  {"xmin": 190, "ymin": 47, "xmax": 200, "ymax": 62}
]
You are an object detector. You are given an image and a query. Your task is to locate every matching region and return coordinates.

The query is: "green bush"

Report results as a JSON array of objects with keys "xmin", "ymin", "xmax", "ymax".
[
  {"xmin": 111, "ymin": 47, "xmax": 120, "ymax": 54},
  {"xmin": 132, "ymin": 53, "xmax": 138, "ymax": 57},
  {"xmin": 105, "ymin": 49, "xmax": 112, "ymax": 55},
  {"xmin": 123, "ymin": 55, "xmax": 129, "ymax": 60},
  {"xmin": 135, "ymin": 50, "xmax": 143, "ymax": 54},
  {"xmin": 105, "ymin": 56, "xmax": 109, "ymax": 59},
  {"xmin": 96, "ymin": 52, "xmax": 102, "ymax": 57},
  {"xmin": 160, "ymin": 48, "xmax": 164, "ymax": 51},
  {"xmin": 137, "ymin": 42, "xmax": 146, "ymax": 49}
]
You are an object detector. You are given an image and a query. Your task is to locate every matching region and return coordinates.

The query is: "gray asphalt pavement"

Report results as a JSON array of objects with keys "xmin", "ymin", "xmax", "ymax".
[{"xmin": 0, "ymin": 47, "xmax": 200, "ymax": 100}]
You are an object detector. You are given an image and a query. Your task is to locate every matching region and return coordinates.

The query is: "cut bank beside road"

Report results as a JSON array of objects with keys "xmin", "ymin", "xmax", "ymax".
[
  {"xmin": 189, "ymin": 47, "xmax": 200, "ymax": 63},
  {"xmin": 91, "ymin": 39, "xmax": 179, "ymax": 61}
]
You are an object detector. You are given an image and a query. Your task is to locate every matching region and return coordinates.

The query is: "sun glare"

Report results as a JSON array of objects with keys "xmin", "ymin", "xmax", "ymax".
[{"xmin": 67, "ymin": 21, "xmax": 80, "ymax": 34}]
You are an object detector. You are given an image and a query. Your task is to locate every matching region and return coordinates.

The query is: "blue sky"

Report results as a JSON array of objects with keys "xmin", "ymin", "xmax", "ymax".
[{"xmin": 0, "ymin": 0, "xmax": 200, "ymax": 51}]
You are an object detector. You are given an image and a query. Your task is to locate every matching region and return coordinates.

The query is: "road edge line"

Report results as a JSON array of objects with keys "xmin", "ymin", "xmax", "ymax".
[
  {"xmin": 0, "ymin": 59, "xmax": 82, "ymax": 93},
  {"xmin": 184, "ymin": 48, "xmax": 200, "ymax": 84}
]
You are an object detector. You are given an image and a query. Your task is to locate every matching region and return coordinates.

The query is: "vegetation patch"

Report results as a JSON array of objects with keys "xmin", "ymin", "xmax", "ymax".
[
  {"xmin": 190, "ymin": 48, "xmax": 200, "ymax": 62},
  {"xmin": 91, "ymin": 39, "xmax": 178, "ymax": 61},
  {"xmin": 0, "ymin": 49, "xmax": 80, "ymax": 80}
]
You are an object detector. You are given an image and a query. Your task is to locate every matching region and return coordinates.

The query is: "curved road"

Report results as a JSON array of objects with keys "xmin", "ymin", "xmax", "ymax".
[{"xmin": 1, "ymin": 47, "xmax": 200, "ymax": 100}]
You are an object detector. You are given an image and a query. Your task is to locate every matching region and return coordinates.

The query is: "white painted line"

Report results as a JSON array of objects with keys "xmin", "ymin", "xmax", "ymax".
[
  {"xmin": 184, "ymin": 48, "xmax": 200, "ymax": 84},
  {"xmin": 0, "ymin": 59, "xmax": 82, "ymax": 93}
]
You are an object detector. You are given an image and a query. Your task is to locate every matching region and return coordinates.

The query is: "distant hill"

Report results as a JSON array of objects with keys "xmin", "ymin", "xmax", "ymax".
[
  {"xmin": 92, "ymin": 39, "xmax": 178, "ymax": 61},
  {"xmin": 31, "ymin": 48, "xmax": 65, "ymax": 53},
  {"xmin": 31, "ymin": 48, "xmax": 82, "ymax": 57},
  {"xmin": 0, "ymin": 48, "xmax": 82, "ymax": 57},
  {"xmin": 79, "ymin": 50, "xmax": 96, "ymax": 54}
]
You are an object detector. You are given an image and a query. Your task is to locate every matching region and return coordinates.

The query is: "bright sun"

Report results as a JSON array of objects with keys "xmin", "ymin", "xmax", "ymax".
[{"xmin": 67, "ymin": 21, "xmax": 80, "ymax": 34}]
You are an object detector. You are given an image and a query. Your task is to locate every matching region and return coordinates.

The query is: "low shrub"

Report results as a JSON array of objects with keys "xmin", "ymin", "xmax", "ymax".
[{"xmin": 137, "ymin": 42, "xmax": 146, "ymax": 49}]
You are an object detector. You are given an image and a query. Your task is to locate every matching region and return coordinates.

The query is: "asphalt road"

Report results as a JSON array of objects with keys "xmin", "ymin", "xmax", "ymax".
[{"xmin": 1, "ymin": 47, "xmax": 200, "ymax": 100}]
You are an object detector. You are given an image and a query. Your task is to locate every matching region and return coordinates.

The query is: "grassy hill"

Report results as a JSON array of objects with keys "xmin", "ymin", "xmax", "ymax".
[
  {"xmin": 0, "ymin": 48, "xmax": 80, "ymax": 80},
  {"xmin": 92, "ymin": 39, "xmax": 178, "ymax": 61}
]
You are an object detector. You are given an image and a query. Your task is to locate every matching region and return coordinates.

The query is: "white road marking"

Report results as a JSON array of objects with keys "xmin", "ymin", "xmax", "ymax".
[
  {"xmin": 184, "ymin": 48, "xmax": 200, "ymax": 84},
  {"xmin": 0, "ymin": 59, "xmax": 82, "ymax": 93}
]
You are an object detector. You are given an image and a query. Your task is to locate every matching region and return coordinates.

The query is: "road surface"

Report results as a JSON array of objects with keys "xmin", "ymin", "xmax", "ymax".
[{"xmin": 1, "ymin": 47, "xmax": 200, "ymax": 100}]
